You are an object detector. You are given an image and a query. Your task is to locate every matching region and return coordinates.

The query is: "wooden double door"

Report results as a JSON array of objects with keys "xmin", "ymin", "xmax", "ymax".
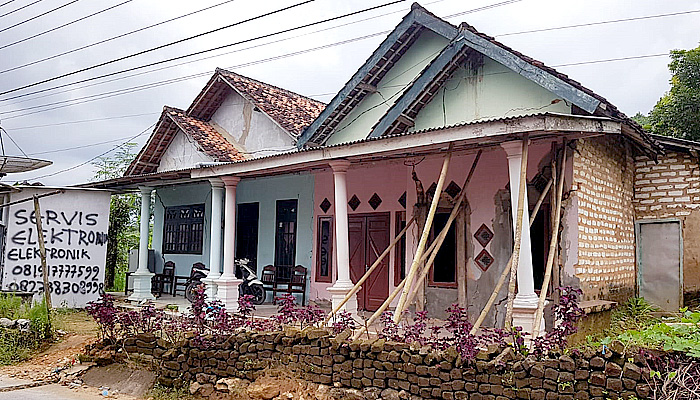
[{"xmin": 349, "ymin": 213, "xmax": 390, "ymax": 311}]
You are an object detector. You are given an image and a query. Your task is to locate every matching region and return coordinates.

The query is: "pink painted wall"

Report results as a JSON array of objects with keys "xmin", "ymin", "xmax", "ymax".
[{"xmin": 310, "ymin": 140, "xmax": 555, "ymax": 306}]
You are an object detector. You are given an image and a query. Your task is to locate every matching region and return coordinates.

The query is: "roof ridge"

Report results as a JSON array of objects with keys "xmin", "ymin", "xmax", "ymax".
[{"xmin": 216, "ymin": 67, "xmax": 325, "ymax": 106}]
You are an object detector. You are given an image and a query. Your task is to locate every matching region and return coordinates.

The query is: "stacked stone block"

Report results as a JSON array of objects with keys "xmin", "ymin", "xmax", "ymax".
[{"xmin": 121, "ymin": 329, "xmax": 653, "ymax": 400}]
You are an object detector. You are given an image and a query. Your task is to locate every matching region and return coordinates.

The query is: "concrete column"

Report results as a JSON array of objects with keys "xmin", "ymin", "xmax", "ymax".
[
  {"xmin": 129, "ymin": 187, "xmax": 155, "ymax": 302},
  {"xmin": 327, "ymin": 160, "xmax": 357, "ymax": 314},
  {"xmin": 501, "ymin": 140, "xmax": 543, "ymax": 335},
  {"xmin": 202, "ymin": 179, "xmax": 224, "ymax": 300},
  {"xmin": 216, "ymin": 176, "xmax": 242, "ymax": 310}
]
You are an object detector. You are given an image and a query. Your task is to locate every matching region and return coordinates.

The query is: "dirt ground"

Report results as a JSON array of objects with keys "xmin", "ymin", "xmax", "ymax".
[{"xmin": 0, "ymin": 311, "xmax": 98, "ymax": 382}]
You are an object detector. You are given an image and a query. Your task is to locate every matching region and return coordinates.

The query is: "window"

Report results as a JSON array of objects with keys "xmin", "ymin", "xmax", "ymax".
[
  {"xmin": 394, "ymin": 211, "xmax": 406, "ymax": 286},
  {"xmin": 429, "ymin": 212, "xmax": 457, "ymax": 287},
  {"xmin": 163, "ymin": 204, "xmax": 205, "ymax": 254},
  {"xmin": 316, "ymin": 216, "xmax": 333, "ymax": 282}
]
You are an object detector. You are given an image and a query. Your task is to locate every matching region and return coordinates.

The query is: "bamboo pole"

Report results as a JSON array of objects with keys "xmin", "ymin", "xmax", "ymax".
[
  {"xmin": 325, "ymin": 216, "xmax": 416, "ymax": 323},
  {"xmin": 393, "ymin": 150, "xmax": 452, "ymax": 323},
  {"xmin": 33, "ymin": 196, "xmax": 53, "ymax": 332},
  {"xmin": 530, "ymin": 178, "xmax": 553, "ymax": 226},
  {"xmin": 354, "ymin": 150, "xmax": 482, "ymax": 337},
  {"xmin": 530, "ymin": 143, "xmax": 568, "ymax": 341},
  {"xmin": 504, "ymin": 136, "xmax": 530, "ymax": 331},
  {"xmin": 470, "ymin": 162, "xmax": 555, "ymax": 335}
]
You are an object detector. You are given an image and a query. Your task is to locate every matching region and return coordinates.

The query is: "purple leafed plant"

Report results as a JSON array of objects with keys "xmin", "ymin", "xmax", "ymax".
[
  {"xmin": 331, "ymin": 310, "xmax": 356, "ymax": 335},
  {"xmin": 86, "ymin": 294, "xmax": 120, "ymax": 343},
  {"xmin": 531, "ymin": 286, "xmax": 585, "ymax": 356}
]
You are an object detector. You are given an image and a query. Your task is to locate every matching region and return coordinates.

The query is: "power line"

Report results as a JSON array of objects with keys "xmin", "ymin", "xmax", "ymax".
[
  {"xmin": 0, "ymin": 0, "xmax": 81, "ymax": 34},
  {"xmin": 27, "ymin": 132, "xmax": 148, "ymax": 156},
  {"xmin": 496, "ymin": 8, "xmax": 700, "ymax": 37},
  {"xmin": 0, "ymin": 0, "xmax": 43, "ymax": 19},
  {"xmin": 0, "ymin": 0, "xmax": 134, "ymax": 51},
  {"xmin": 19, "ymin": 124, "xmax": 154, "ymax": 181},
  {"xmin": 5, "ymin": 112, "xmax": 159, "ymax": 131},
  {"xmin": 0, "ymin": 0, "xmax": 238, "ymax": 73},
  {"xmin": 0, "ymin": 0, "xmax": 319, "ymax": 96},
  {"xmin": 0, "ymin": 126, "xmax": 29, "ymax": 157},
  {"xmin": 0, "ymin": 0, "xmax": 18, "ymax": 9}
]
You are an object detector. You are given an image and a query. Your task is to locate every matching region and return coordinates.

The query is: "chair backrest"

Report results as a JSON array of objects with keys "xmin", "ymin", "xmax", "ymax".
[
  {"xmin": 163, "ymin": 261, "xmax": 175, "ymax": 277},
  {"xmin": 261, "ymin": 265, "xmax": 275, "ymax": 285},
  {"xmin": 291, "ymin": 265, "xmax": 307, "ymax": 286}
]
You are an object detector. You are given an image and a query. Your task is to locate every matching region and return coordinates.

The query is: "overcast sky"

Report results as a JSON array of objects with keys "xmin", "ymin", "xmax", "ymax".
[{"xmin": 0, "ymin": 0, "xmax": 698, "ymax": 186}]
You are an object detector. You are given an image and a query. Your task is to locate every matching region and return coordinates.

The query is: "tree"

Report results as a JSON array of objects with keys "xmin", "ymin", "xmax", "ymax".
[
  {"xmin": 92, "ymin": 144, "xmax": 140, "ymax": 290},
  {"xmin": 648, "ymin": 44, "xmax": 700, "ymax": 140}
]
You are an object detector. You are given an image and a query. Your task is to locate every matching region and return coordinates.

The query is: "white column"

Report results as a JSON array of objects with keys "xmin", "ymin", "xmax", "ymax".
[
  {"xmin": 129, "ymin": 187, "xmax": 155, "ymax": 301},
  {"xmin": 501, "ymin": 140, "xmax": 543, "ymax": 335},
  {"xmin": 327, "ymin": 160, "xmax": 357, "ymax": 315},
  {"xmin": 202, "ymin": 179, "xmax": 225, "ymax": 300},
  {"xmin": 216, "ymin": 176, "xmax": 242, "ymax": 310}
]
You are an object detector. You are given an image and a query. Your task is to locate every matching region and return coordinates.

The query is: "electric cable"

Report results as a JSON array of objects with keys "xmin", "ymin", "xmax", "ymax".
[
  {"xmin": 0, "ymin": 0, "xmax": 17, "ymax": 9},
  {"xmin": 0, "ymin": 126, "xmax": 29, "ymax": 157},
  {"xmin": 0, "ymin": 0, "xmax": 81, "ymax": 34},
  {"xmin": 0, "ymin": 0, "xmax": 134, "ymax": 51},
  {"xmin": 8, "ymin": 112, "xmax": 159, "ymax": 131},
  {"xmin": 0, "ymin": 0, "xmax": 238, "ymax": 72},
  {"xmin": 0, "ymin": 0, "xmax": 42, "ymax": 19},
  {"xmin": 0, "ymin": 0, "xmax": 321, "ymax": 96}
]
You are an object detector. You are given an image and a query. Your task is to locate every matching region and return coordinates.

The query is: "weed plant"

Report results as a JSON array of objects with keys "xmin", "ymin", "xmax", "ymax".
[{"xmin": 0, "ymin": 295, "xmax": 51, "ymax": 364}]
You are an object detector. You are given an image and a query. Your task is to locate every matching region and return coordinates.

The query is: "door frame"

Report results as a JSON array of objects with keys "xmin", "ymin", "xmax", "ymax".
[{"xmin": 635, "ymin": 218, "xmax": 683, "ymax": 306}]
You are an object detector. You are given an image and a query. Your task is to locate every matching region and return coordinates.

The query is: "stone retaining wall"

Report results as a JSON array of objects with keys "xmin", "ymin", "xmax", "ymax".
[{"xmin": 121, "ymin": 328, "xmax": 652, "ymax": 400}]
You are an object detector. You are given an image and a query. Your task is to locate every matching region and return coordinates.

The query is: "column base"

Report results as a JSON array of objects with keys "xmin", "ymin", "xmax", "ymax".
[
  {"xmin": 327, "ymin": 281, "xmax": 358, "ymax": 317},
  {"xmin": 128, "ymin": 271, "xmax": 155, "ymax": 302},
  {"xmin": 512, "ymin": 293, "xmax": 545, "ymax": 337},
  {"xmin": 216, "ymin": 276, "xmax": 243, "ymax": 311},
  {"xmin": 202, "ymin": 276, "xmax": 220, "ymax": 301}
]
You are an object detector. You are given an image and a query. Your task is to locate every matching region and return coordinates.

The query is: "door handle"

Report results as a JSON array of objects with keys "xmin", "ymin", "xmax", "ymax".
[{"xmin": 365, "ymin": 264, "xmax": 369, "ymax": 272}]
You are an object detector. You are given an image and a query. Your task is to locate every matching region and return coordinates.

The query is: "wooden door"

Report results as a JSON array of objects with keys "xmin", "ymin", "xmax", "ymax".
[
  {"xmin": 274, "ymin": 200, "xmax": 298, "ymax": 281},
  {"xmin": 236, "ymin": 202, "xmax": 259, "ymax": 270},
  {"xmin": 348, "ymin": 213, "xmax": 390, "ymax": 311}
]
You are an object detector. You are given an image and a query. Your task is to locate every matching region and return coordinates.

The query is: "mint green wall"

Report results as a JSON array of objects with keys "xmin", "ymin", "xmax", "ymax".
[
  {"xmin": 152, "ymin": 182, "xmax": 215, "ymax": 277},
  {"xmin": 411, "ymin": 56, "xmax": 570, "ymax": 131},
  {"xmin": 236, "ymin": 174, "xmax": 315, "ymax": 272},
  {"xmin": 326, "ymin": 29, "xmax": 450, "ymax": 145}
]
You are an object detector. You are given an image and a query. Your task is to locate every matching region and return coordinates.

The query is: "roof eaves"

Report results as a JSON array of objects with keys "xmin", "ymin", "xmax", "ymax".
[{"xmin": 296, "ymin": 3, "xmax": 458, "ymax": 148}]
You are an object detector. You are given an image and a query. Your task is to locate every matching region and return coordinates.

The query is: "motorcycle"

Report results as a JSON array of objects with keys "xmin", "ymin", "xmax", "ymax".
[
  {"xmin": 184, "ymin": 263, "xmax": 209, "ymax": 303},
  {"xmin": 235, "ymin": 259, "xmax": 266, "ymax": 305}
]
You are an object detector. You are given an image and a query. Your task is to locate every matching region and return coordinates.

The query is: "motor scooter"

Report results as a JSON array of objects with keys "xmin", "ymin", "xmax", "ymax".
[
  {"xmin": 184, "ymin": 263, "xmax": 209, "ymax": 303},
  {"xmin": 235, "ymin": 259, "xmax": 266, "ymax": 305}
]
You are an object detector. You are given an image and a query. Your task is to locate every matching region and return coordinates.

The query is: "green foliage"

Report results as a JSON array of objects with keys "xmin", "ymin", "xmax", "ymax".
[
  {"xmin": 648, "ymin": 44, "xmax": 700, "ymax": 140},
  {"xmin": 147, "ymin": 384, "xmax": 194, "ymax": 400},
  {"xmin": 0, "ymin": 295, "xmax": 52, "ymax": 365},
  {"xmin": 611, "ymin": 297, "xmax": 659, "ymax": 333},
  {"xmin": 91, "ymin": 143, "xmax": 140, "ymax": 291}
]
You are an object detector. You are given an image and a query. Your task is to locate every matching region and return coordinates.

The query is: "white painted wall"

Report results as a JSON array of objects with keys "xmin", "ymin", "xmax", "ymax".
[
  {"xmin": 1, "ymin": 187, "xmax": 111, "ymax": 307},
  {"xmin": 210, "ymin": 90, "xmax": 296, "ymax": 157},
  {"xmin": 156, "ymin": 129, "xmax": 214, "ymax": 172}
]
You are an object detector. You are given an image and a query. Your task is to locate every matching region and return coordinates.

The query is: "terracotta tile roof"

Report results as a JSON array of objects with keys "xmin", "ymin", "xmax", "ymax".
[
  {"xmin": 125, "ymin": 106, "xmax": 245, "ymax": 176},
  {"xmin": 188, "ymin": 68, "xmax": 325, "ymax": 137}
]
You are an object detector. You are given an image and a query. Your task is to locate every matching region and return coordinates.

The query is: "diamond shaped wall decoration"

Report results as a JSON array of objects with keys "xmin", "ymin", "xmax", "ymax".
[
  {"xmin": 426, "ymin": 182, "xmax": 437, "ymax": 199},
  {"xmin": 445, "ymin": 181, "xmax": 461, "ymax": 199},
  {"xmin": 348, "ymin": 194, "xmax": 361, "ymax": 211},
  {"xmin": 475, "ymin": 249, "xmax": 494, "ymax": 272},
  {"xmin": 398, "ymin": 191, "xmax": 406, "ymax": 208},
  {"xmin": 319, "ymin": 198, "xmax": 332, "ymax": 213},
  {"xmin": 474, "ymin": 224, "xmax": 494, "ymax": 247},
  {"xmin": 368, "ymin": 193, "xmax": 382, "ymax": 210}
]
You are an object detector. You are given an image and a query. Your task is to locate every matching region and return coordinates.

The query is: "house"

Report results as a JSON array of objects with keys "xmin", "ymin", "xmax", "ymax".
[{"xmin": 89, "ymin": 3, "xmax": 688, "ymax": 332}]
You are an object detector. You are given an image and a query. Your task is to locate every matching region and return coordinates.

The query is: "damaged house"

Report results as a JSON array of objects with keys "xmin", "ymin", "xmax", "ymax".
[{"xmin": 89, "ymin": 3, "xmax": 692, "ymax": 331}]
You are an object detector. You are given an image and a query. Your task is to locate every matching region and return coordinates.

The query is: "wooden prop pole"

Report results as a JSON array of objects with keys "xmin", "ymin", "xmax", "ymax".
[
  {"xmin": 530, "ymin": 144, "xmax": 568, "ymax": 341},
  {"xmin": 530, "ymin": 178, "xmax": 553, "ymax": 226},
  {"xmin": 33, "ymin": 196, "xmax": 53, "ymax": 324},
  {"xmin": 504, "ymin": 137, "xmax": 530, "ymax": 331},
  {"xmin": 394, "ymin": 150, "xmax": 452, "ymax": 323},
  {"xmin": 354, "ymin": 150, "xmax": 482, "ymax": 337},
  {"xmin": 325, "ymin": 216, "xmax": 416, "ymax": 323}
]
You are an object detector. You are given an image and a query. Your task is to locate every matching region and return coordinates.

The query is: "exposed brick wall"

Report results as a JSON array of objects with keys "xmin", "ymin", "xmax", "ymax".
[
  {"xmin": 572, "ymin": 136, "xmax": 636, "ymax": 302},
  {"xmin": 121, "ymin": 330, "xmax": 653, "ymax": 400},
  {"xmin": 634, "ymin": 151, "xmax": 700, "ymax": 298}
]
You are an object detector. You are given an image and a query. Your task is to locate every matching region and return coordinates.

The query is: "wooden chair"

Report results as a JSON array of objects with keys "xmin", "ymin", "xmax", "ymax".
[
  {"xmin": 287, "ymin": 265, "xmax": 308, "ymax": 305},
  {"xmin": 152, "ymin": 261, "xmax": 176, "ymax": 296},
  {"xmin": 260, "ymin": 265, "xmax": 276, "ymax": 302}
]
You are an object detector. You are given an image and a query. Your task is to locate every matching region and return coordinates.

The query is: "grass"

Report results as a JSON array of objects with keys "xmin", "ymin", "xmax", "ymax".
[
  {"xmin": 0, "ymin": 294, "xmax": 51, "ymax": 365},
  {"xmin": 147, "ymin": 384, "xmax": 195, "ymax": 400}
]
